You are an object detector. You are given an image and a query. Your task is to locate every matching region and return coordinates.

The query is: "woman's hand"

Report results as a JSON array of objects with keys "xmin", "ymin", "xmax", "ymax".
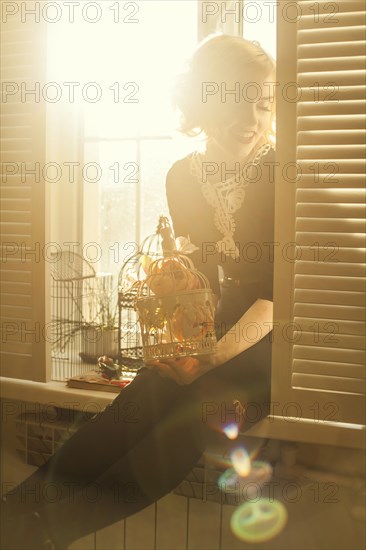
[{"xmin": 145, "ymin": 353, "xmax": 217, "ymax": 385}]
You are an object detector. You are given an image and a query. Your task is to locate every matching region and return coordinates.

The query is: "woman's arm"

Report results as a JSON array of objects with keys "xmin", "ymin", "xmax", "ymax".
[
  {"xmin": 146, "ymin": 298, "xmax": 273, "ymax": 385},
  {"xmin": 213, "ymin": 298, "xmax": 273, "ymax": 367}
]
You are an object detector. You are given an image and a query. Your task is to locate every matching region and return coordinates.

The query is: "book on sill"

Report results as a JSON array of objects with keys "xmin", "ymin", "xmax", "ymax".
[{"xmin": 67, "ymin": 370, "xmax": 136, "ymax": 393}]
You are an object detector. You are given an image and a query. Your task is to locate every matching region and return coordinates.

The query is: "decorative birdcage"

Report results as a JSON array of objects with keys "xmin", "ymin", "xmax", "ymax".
[
  {"xmin": 133, "ymin": 218, "xmax": 217, "ymax": 361},
  {"xmin": 50, "ymin": 251, "xmax": 117, "ymax": 380},
  {"xmin": 117, "ymin": 218, "xmax": 169, "ymax": 369}
]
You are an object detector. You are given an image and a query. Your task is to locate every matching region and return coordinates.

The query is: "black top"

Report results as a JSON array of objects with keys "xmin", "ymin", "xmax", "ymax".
[{"xmin": 166, "ymin": 146, "xmax": 275, "ymax": 321}]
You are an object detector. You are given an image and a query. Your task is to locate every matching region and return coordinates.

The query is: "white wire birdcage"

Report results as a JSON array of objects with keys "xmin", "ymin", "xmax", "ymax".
[
  {"xmin": 50, "ymin": 251, "xmax": 116, "ymax": 380},
  {"xmin": 117, "ymin": 217, "xmax": 170, "ymax": 369},
  {"xmin": 124, "ymin": 217, "xmax": 217, "ymax": 362}
]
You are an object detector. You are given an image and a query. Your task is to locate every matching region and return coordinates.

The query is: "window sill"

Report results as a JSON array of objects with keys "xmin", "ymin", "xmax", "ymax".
[
  {"xmin": 0, "ymin": 377, "xmax": 115, "ymax": 410},
  {"xmin": 1, "ymin": 377, "xmax": 364, "ymax": 449}
]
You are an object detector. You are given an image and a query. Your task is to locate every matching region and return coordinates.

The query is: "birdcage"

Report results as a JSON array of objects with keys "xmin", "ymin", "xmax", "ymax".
[
  {"xmin": 117, "ymin": 217, "xmax": 171, "ymax": 369},
  {"xmin": 133, "ymin": 218, "xmax": 217, "ymax": 362},
  {"xmin": 50, "ymin": 251, "xmax": 117, "ymax": 380}
]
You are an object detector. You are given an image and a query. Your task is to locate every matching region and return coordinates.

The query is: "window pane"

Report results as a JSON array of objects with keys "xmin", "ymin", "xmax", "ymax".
[
  {"xmin": 81, "ymin": 1, "xmax": 198, "ymax": 274},
  {"xmin": 140, "ymin": 138, "xmax": 195, "ymax": 239},
  {"xmin": 83, "ymin": 0, "xmax": 198, "ymax": 138},
  {"xmin": 243, "ymin": 0, "xmax": 277, "ymax": 59},
  {"xmin": 84, "ymin": 140, "xmax": 138, "ymax": 275}
]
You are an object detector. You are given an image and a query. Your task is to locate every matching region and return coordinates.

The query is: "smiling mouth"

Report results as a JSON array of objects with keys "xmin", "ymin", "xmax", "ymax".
[{"xmin": 232, "ymin": 131, "xmax": 256, "ymax": 144}]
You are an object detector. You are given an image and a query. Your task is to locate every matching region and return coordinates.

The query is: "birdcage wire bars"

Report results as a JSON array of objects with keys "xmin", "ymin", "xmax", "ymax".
[
  {"xmin": 117, "ymin": 220, "xmax": 168, "ymax": 370},
  {"xmin": 50, "ymin": 251, "xmax": 117, "ymax": 381},
  {"xmin": 118, "ymin": 216, "xmax": 217, "ymax": 365},
  {"xmin": 135, "ymin": 252, "xmax": 217, "ymax": 361}
]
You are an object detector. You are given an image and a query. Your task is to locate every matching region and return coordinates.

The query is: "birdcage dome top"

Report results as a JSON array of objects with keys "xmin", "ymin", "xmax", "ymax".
[{"xmin": 137, "ymin": 252, "xmax": 211, "ymax": 299}]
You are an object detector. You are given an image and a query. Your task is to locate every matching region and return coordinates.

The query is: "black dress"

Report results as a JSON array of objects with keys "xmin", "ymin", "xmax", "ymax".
[
  {"xmin": 2, "ymin": 147, "xmax": 275, "ymax": 550},
  {"xmin": 165, "ymin": 144, "xmax": 275, "ymax": 431}
]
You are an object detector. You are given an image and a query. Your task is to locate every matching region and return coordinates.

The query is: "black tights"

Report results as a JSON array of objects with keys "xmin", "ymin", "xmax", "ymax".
[{"xmin": 2, "ymin": 337, "xmax": 271, "ymax": 549}]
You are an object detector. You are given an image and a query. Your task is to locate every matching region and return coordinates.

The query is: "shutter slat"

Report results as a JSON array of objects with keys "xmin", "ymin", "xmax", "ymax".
[
  {"xmin": 0, "ymin": 151, "xmax": 40, "ymax": 163},
  {"xmin": 297, "ymin": 188, "xmax": 365, "ymax": 203},
  {"xmin": 0, "ymin": 281, "xmax": 31, "ymax": 294},
  {"xmin": 0, "ymin": 28, "xmax": 35, "ymax": 41},
  {"xmin": 295, "ymin": 261, "xmax": 366, "ymax": 277},
  {"xmin": 1, "ymin": 41, "xmax": 34, "ymax": 55},
  {"xmin": 298, "ymin": 115, "xmax": 366, "ymax": 130},
  {"xmin": 1, "ymin": 126, "xmax": 33, "ymax": 139},
  {"xmin": 298, "ymin": 70, "xmax": 365, "ymax": 86},
  {"xmin": 296, "ymin": 218, "xmax": 365, "ymax": 233},
  {"xmin": 297, "ymin": 247, "xmax": 365, "ymax": 263},
  {"xmin": 294, "ymin": 303, "xmax": 365, "ymax": 322},
  {"xmin": 299, "ymin": 41, "xmax": 366, "ymax": 58},
  {"xmin": 0, "ymin": 270, "xmax": 32, "ymax": 283},
  {"xmin": 1, "ymin": 186, "xmax": 31, "ymax": 198},
  {"xmin": 294, "ymin": 289, "xmax": 365, "ymax": 307},
  {"xmin": 298, "ymin": 101, "xmax": 366, "ymax": 117},
  {"xmin": 295, "ymin": 275, "xmax": 366, "ymax": 292},
  {"xmin": 1, "ymin": 101, "xmax": 38, "ymax": 115},
  {"xmin": 1, "ymin": 305, "xmax": 32, "ymax": 319},
  {"xmin": 296, "ymin": 232, "xmax": 365, "ymax": 248},
  {"xmin": 300, "ymin": 2, "xmax": 366, "ymax": 16},
  {"xmin": 299, "ymin": 86, "xmax": 366, "ymax": 101},
  {"xmin": 1, "ymin": 342, "xmax": 33, "ymax": 354},
  {"xmin": 296, "ymin": 203, "xmax": 365, "ymax": 218},
  {"xmin": 294, "ymin": 176, "xmax": 365, "ymax": 189},
  {"xmin": 299, "ymin": 12, "xmax": 366, "ymax": 30},
  {"xmin": 0, "ymin": 223, "xmax": 31, "ymax": 235},
  {"xmin": 1, "ymin": 293, "xmax": 32, "ymax": 307},
  {"xmin": 298, "ymin": 26, "xmax": 366, "ymax": 44},
  {"xmin": 297, "ymin": 144, "xmax": 366, "ymax": 157},
  {"xmin": 293, "ymin": 345, "xmax": 365, "ymax": 365},
  {"xmin": 292, "ymin": 373, "xmax": 364, "ymax": 394},
  {"xmin": 1, "ymin": 51, "xmax": 33, "ymax": 66},
  {"xmin": 1, "ymin": 138, "xmax": 33, "ymax": 151},
  {"xmin": 0, "ymin": 353, "xmax": 33, "ymax": 370},
  {"xmin": 294, "ymin": 317, "xmax": 365, "ymax": 336},
  {"xmin": 298, "ymin": 159, "xmax": 366, "ymax": 173},
  {"xmin": 1, "ymin": 68, "xmax": 36, "ymax": 80},
  {"xmin": 298, "ymin": 129, "xmax": 366, "ymax": 145},
  {"xmin": 1, "ymin": 211, "xmax": 31, "ymax": 223},
  {"xmin": 294, "ymin": 174, "xmax": 365, "ymax": 187},
  {"xmin": 0, "ymin": 113, "xmax": 33, "ymax": 126},
  {"xmin": 293, "ymin": 358, "xmax": 365, "ymax": 379},
  {"xmin": 296, "ymin": 331, "xmax": 365, "ymax": 351},
  {"xmin": 299, "ymin": 56, "xmax": 366, "ymax": 71}
]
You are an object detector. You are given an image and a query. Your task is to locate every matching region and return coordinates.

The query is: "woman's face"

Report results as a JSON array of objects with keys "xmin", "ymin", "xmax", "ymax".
[{"xmin": 203, "ymin": 75, "xmax": 275, "ymax": 161}]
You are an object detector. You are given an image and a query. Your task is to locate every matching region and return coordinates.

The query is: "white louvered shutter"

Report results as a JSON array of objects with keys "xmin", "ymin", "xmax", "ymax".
[
  {"xmin": 272, "ymin": 1, "xmax": 365, "ymax": 430},
  {"xmin": 1, "ymin": 7, "xmax": 51, "ymax": 381}
]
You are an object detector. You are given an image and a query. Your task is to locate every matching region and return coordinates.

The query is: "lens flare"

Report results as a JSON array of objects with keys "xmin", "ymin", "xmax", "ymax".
[
  {"xmin": 218, "ymin": 460, "xmax": 273, "ymax": 498},
  {"xmin": 231, "ymin": 447, "xmax": 251, "ymax": 476},
  {"xmin": 218, "ymin": 468, "xmax": 240, "ymax": 492},
  {"xmin": 230, "ymin": 498, "xmax": 288, "ymax": 543},
  {"xmin": 223, "ymin": 423, "xmax": 239, "ymax": 440},
  {"xmin": 248, "ymin": 460, "xmax": 273, "ymax": 484}
]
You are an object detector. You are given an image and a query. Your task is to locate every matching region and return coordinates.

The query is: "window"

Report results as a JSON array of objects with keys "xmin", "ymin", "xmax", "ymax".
[
  {"xmin": 1, "ymin": 1, "xmax": 365, "ymax": 449},
  {"xmin": 47, "ymin": 0, "xmax": 198, "ymax": 276}
]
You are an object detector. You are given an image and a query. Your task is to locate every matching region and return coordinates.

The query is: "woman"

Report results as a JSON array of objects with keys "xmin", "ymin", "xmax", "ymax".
[{"xmin": 2, "ymin": 34, "xmax": 276, "ymax": 550}]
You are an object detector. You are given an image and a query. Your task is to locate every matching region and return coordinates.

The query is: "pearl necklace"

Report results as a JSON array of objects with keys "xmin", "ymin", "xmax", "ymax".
[{"xmin": 190, "ymin": 143, "xmax": 273, "ymax": 259}]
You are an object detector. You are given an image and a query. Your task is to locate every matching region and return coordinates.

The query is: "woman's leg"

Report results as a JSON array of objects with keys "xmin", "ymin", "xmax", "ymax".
[
  {"xmin": 35, "ymin": 385, "xmax": 208, "ymax": 548},
  {"xmin": 2, "ymin": 368, "xmax": 184, "ymax": 518},
  {"xmin": 1, "ymin": 370, "xmax": 206, "ymax": 549},
  {"xmin": 2, "ymin": 338, "xmax": 271, "ymax": 549}
]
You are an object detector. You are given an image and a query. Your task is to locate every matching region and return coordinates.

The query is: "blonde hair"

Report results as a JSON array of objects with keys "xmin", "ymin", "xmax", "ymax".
[{"xmin": 173, "ymin": 33, "xmax": 276, "ymax": 144}]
